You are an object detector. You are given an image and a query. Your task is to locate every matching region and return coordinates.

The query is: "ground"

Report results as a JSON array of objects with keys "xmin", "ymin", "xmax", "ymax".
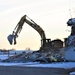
[
  {"xmin": 0, "ymin": 53, "xmax": 75, "ymax": 75},
  {"xmin": 0, "ymin": 66, "xmax": 75, "ymax": 75}
]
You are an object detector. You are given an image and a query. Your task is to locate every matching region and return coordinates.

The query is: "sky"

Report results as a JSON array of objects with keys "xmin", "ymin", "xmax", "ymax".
[{"xmin": 0, "ymin": 0, "xmax": 75, "ymax": 50}]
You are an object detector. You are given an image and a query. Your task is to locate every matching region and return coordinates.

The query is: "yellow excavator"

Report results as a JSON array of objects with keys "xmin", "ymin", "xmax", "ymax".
[{"xmin": 7, "ymin": 15, "xmax": 52, "ymax": 51}]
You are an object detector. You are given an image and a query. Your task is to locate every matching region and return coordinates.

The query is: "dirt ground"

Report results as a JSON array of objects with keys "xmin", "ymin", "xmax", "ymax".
[{"xmin": 0, "ymin": 66, "xmax": 75, "ymax": 75}]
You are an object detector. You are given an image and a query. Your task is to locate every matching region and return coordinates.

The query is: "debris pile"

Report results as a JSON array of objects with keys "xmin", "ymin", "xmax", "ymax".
[{"xmin": 2, "ymin": 49, "xmax": 64, "ymax": 63}]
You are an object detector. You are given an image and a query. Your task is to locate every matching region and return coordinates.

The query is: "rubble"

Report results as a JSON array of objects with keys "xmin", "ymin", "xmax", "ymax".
[{"xmin": 1, "ymin": 49, "xmax": 64, "ymax": 63}]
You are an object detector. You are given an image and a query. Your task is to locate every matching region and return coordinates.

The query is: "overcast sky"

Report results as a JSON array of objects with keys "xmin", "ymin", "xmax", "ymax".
[{"xmin": 0, "ymin": 0, "xmax": 75, "ymax": 50}]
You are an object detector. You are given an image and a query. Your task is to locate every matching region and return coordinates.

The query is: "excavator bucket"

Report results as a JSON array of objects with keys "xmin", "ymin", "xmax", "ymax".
[{"xmin": 7, "ymin": 34, "xmax": 16, "ymax": 45}]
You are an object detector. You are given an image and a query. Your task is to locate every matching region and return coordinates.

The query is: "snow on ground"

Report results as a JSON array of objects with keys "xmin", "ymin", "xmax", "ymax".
[
  {"xmin": 21, "ymin": 62, "xmax": 75, "ymax": 69},
  {"xmin": 0, "ymin": 55, "xmax": 8, "ymax": 60},
  {"xmin": 1, "ymin": 62, "xmax": 75, "ymax": 75},
  {"xmin": 0, "ymin": 62, "xmax": 75, "ymax": 75},
  {"xmin": 0, "ymin": 55, "xmax": 14, "ymax": 60},
  {"xmin": 0, "ymin": 62, "xmax": 75, "ymax": 69},
  {"xmin": 0, "ymin": 54, "xmax": 75, "ymax": 69},
  {"xmin": 0, "ymin": 54, "xmax": 75, "ymax": 75},
  {"xmin": 70, "ymin": 72, "xmax": 75, "ymax": 75}
]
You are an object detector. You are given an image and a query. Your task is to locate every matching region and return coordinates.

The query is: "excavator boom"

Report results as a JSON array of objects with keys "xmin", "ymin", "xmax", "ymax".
[{"xmin": 7, "ymin": 15, "xmax": 46, "ymax": 45}]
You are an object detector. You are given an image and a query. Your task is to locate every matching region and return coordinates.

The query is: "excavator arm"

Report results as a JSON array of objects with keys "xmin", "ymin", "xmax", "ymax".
[{"xmin": 7, "ymin": 15, "xmax": 46, "ymax": 45}]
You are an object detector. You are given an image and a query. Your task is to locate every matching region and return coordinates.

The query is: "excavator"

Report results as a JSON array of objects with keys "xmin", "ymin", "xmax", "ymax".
[
  {"xmin": 7, "ymin": 15, "xmax": 51, "ymax": 51},
  {"xmin": 7, "ymin": 15, "xmax": 75, "ymax": 62}
]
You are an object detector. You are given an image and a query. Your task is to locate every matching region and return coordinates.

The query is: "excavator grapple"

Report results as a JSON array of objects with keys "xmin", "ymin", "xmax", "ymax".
[{"xmin": 7, "ymin": 34, "xmax": 16, "ymax": 45}]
